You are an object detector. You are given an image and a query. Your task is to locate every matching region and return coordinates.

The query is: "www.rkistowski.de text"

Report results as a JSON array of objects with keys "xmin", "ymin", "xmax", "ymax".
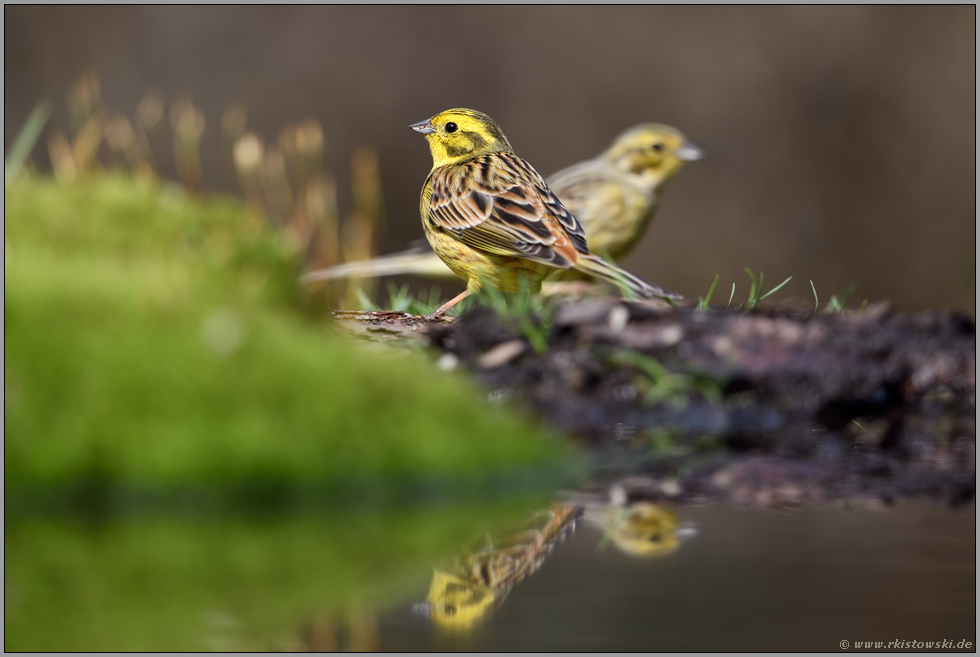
[{"xmin": 841, "ymin": 639, "xmax": 973, "ymax": 650}]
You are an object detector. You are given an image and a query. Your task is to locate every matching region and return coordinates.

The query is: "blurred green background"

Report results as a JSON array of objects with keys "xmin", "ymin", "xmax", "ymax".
[{"xmin": 4, "ymin": 6, "xmax": 975, "ymax": 313}]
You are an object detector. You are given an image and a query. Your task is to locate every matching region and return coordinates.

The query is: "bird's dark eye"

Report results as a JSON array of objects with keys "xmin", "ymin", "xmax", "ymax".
[
  {"xmin": 445, "ymin": 122, "xmax": 458, "ymax": 134},
  {"xmin": 444, "ymin": 605, "xmax": 457, "ymax": 615},
  {"xmin": 652, "ymin": 143, "xmax": 664, "ymax": 152}
]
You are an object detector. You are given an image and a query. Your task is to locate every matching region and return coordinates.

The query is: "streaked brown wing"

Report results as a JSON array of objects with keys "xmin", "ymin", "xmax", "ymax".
[{"xmin": 427, "ymin": 153, "xmax": 590, "ymax": 268}]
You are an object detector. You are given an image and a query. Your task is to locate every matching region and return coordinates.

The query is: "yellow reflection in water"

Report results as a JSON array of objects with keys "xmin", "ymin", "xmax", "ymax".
[
  {"xmin": 424, "ymin": 570, "xmax": 498, "ymax": 632},
  {"xmin": 588, "ymin": 502, "xmax": 684, "ymax": 558},
  {"xmin": 423, "ymin": 505, "xmax": 582, "ymax": 632},
  {"xmin": 419, "ymin": 501, "xmax": 694, "ymax": 633}
]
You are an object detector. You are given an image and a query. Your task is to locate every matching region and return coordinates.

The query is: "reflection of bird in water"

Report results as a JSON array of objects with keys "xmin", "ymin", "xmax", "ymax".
[
  {"xmin": 419, "ymin": 570, "xmax": 497, "ymax": 632},
  {"xmin": 586, "ymin": 502, "xmax": 695, "ymax": 558},
  {"xmin": 417, "ymin": 505, "xmax": 583, "ymax": 632},
  {"xmin": 300, "ymin": 124, "xmax": 701, "ymax": 288},
  {"xmin": 415, "ymin": 499, "xmax": 695, "ymax": 633}
]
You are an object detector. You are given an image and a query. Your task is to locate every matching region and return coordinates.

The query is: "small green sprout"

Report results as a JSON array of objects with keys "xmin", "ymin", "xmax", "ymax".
[
  {"xmin": 355, "ymin": 288, "xmax": 380, "ymax": 311},
  {"xmin": 608, "ymin": 350, "xmax": 722, "ymax": 409},
  {"xmin": 700, "ymin": 270, "xmax": 791, "ymax": 311},
  {"xmin": 741, "ymin": 267, "xmax": 792, "ymax": 310},
  {"xmin": 472, "ymin": 275, "xmax": 557, "ymax": 354},
  {"xmin": 823, "ymin": 283, "xmax": 856, "ymax": 314},
  {"xmin": 696, "ymin": 274, "xmax": 720, "ymax": 311}
]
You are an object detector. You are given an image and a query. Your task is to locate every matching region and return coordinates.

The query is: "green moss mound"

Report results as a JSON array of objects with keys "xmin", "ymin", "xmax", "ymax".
[{"xmin": 4, "ymin": 175, "xmax": 573, "ymax": 502}]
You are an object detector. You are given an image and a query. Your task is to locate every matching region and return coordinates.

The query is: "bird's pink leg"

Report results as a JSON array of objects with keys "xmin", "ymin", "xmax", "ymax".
[{"xmin": 426, "ymin": 289, "xmax": 471, "ymax": 320}]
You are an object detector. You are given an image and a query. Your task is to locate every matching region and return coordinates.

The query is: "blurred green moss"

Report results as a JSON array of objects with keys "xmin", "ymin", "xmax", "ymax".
[{"xmin": 4, "ymin": 174, "xmax": 574, "ymax": 502}]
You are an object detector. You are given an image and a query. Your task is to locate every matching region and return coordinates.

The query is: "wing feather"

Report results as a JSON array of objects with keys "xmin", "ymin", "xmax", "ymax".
[{"xmin": 426, "ymin": 153, "xmax": 590, "ymax": 267}]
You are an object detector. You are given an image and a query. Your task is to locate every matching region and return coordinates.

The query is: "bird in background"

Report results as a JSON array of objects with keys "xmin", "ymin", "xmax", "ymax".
[
  {"xmin": 405, "ymin": 108, "xmax": 681, "ymax": 318},
  {"xmin": 548, "ymin": 123, "xmax": 701, "ymax": 260},
  {"xmin": 300, "ymin": 121, "xmax": 701, "ymax": 288}
]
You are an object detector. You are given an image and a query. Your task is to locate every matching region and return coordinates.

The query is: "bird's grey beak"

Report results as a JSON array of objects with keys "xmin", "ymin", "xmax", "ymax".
[
  {"xmin": 676, "ymin": 143, "xmax": 704, "ymax": 162},
  {"xmin": 409, "ymin": 119, "xmax": 436, "ymax": 135}
]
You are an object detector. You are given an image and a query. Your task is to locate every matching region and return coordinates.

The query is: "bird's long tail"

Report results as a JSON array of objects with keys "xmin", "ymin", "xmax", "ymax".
[
  {"xmin": 573, "ymin": 253, "xmax": 682, "ymax": 300},
  {"xmin": 300, "ymin": 245, "xmax": 455, "ymax": 284}
]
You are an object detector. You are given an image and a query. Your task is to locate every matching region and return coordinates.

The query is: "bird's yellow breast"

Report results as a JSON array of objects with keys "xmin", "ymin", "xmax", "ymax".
[{"xmin": 420, "ymin": 176, "xmax": 551, "ymax": 293}]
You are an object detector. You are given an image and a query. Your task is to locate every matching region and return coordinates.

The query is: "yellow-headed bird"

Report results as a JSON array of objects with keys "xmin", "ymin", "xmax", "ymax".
[
  {"xmin": 548, "ymin": 123, "xmax": 701, "ymax": 260},
  {"xmin": 301, "ymin": 121, "xmax": 701, "ymax": 290},
  {"xmin": 406, "ymin": 109, "xmax": 681, "ymax": 317}
]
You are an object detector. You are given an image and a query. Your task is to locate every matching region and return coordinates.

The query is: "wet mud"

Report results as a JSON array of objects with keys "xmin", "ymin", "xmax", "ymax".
[{"xmin": 339, "ymin": 299, "xmax": 976, "ymax": 508}]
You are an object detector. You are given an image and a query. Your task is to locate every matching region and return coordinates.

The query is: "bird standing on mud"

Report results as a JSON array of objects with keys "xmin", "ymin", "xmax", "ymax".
[
  {"xmin": 407, "ymin": 108, "xmax": 682, "ymax": 318},
  {"xmin": 301, "ymin": 122, "xmax": 701, "ymax": 288}
]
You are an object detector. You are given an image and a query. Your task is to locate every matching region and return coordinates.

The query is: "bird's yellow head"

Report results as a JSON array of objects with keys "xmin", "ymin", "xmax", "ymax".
[
  {"xmin": 604, "ymin": 124, "xmax": 703, "ymax": 187},
  {"xmin": 410, "ymin": 108, "xmax": 514, "ymax": 169}
]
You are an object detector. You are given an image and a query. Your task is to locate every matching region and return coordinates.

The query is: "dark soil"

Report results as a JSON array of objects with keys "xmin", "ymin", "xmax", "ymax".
[{"xmin": 337, "ymin": 299, "xmax": 976, "ymax": 508}]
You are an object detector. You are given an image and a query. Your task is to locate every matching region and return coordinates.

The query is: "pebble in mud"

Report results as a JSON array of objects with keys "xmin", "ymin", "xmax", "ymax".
[
  {"xmin": 436, "ymin": 352, "xmax": 459, "ymax": 371},
  {"xmin": 478, "ymin": 340, "xmax": 527, "ymax": 369},
  {"xmin": 607, "ymin": 306, "xmax": 629, "ymax": 332},
  {"xmin": 612, "ymin": 384, "xmax": 638, "ymax": 402}
]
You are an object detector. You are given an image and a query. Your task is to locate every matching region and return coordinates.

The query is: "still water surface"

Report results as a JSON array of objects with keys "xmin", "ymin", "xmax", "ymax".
[
  {"xmin": 379, "ymin": 504, "xmax": 975, "ymax": 652},
  {"xmin": 5, "ymin": 502, "xmax": 974, "ymax": 651}
]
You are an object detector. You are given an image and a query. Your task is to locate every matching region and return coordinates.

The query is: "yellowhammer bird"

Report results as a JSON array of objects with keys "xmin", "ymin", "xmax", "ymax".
[
  {"xmin": 301, "ymin": 122, "xmax": 700, "ymax": 288},
  {"xmin": 407, "ymin": 108, "xmax": 682, "ymax": 317},
  {"xmin": 548, "ymin": 123, "xmax": 701, "ymax": 260}
]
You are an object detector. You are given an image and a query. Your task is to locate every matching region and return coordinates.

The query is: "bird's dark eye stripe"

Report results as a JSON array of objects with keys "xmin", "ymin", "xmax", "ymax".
[
  {"xmin": 652, "ymin": 143, "xmax": 664, "ymax": 151},
  {"xmin": 445, "ymin": 122, "xmax": 458, "ymax": 133}
]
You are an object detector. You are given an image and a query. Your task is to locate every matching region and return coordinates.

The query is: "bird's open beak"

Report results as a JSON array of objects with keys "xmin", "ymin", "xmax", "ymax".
[
  {"xmin": 409, "ymin": 119, "xmax": 436, "ymax": 135},
  {"xmin": 676, "ymin": 143, "xmax": 704, "ymax": 162}
]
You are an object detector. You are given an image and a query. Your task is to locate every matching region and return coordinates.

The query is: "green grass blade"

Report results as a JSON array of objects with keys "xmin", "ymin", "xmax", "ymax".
[
  {"xmin": 727, "ymin": 283, "xmax": 735, "ymax": 310},
  {"xmin": 823, "ymin": 284, "xmax": 856, "ymax": 314},
  {"xmin": 810, "ymin": 280, "xmax": 819, "ymax": 314},
  {"xmin": 355, "ymin": 288, "xmax": 380, "ymax": 311},
  {"xmin": 759, "ymin": 276, "xmax": 792, "ymax": 302},
  {"xmin": 698, "ymin": 274, "xmax": 720, "ymax": 310},
  {"xmin": 5, "ymin": 102, "xmax": 52, "ymax": 184},
  {"xmin": 425, "ymin": 285, "xmax": 442, "ymax": 310},
  {"xmin": 743, "ymin": 268, "xmax": 757, "ymax": 307},
  {"xmin": 385, "ymin": 281, "xmax": 412, "ymax": 312}
]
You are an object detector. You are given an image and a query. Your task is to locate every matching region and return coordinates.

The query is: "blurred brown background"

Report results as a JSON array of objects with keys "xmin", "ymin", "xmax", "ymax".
[{"xmin": 5, "ymin": 6, "xmax": 975, "ymax": 312}]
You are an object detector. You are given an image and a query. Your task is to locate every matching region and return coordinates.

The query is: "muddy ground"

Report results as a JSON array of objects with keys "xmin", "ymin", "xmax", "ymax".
[{"xmin": 334, "ymin": 299, "xmax": 976, "ymax": 509}]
